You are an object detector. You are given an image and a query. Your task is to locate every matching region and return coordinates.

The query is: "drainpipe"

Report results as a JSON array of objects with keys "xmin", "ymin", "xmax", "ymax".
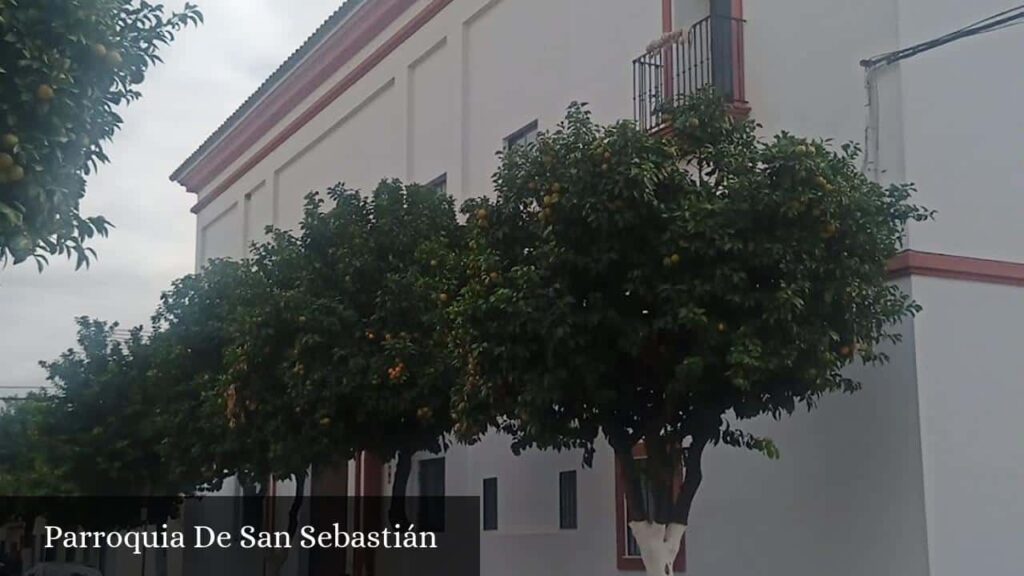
[{"xmin": 861, "ymin": 64, "xmax": 883, "ymax": 182}]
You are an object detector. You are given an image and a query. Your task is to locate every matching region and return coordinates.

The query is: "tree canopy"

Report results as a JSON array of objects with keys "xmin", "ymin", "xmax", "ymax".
[
  {"xmin": 0, "ymin": 0, "xmax": 202, "ymax": 268},
  {"xmin": 448, "ymin": 90, "xmax": 929, "ymax": 573},
  {"xmin": 215, "ymin": 181, "xmax": 464, "ymax": 524},
  {"xmin": 0, "ymin": 318, "xmax": 183, "ymax": 530}
]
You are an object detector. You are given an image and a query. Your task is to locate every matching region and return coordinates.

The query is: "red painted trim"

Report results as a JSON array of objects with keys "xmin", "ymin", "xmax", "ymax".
[
  {"xmin": 353, "ymin": 453, "xmax": 364, "ymax": 576},
  {"xmin": 179, "ymin": 0, "xmax": 417, "ymax": 192},
  {"xmin": 731, "ymin": 0, "xmax": 746, "ymax": 103},
  {"xmin": 188, "ymin": 0, "xmax": 459, "ymax": 214},
  {"xmin": 614, "ymin": 450, "xmax": 687, "ymax": 572},
  {"xmin": 352, "ymin": 452, "xmax": 383, "ymax": 575},
  {"xmin": 888, "ymin": 250, "xmax": 1024, "ymax": 287},
  {"xmin": 661, "ymin": 0, "xmax": 675, "ymax": 102}
]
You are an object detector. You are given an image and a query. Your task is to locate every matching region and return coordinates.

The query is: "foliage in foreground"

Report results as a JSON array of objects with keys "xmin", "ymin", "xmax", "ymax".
[{"xmin": 0, "ymin": 0, "xmax": 202, "ymax": 268}]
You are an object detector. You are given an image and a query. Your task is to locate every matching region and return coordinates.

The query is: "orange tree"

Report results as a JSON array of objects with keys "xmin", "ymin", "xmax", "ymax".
[
  {"xmin": 147, "ymin": 258, "xmax": 256, "ymax": 494},
  {"xmin": 449, "ymin": 91, "xmax": 930, "ymax": 575},
  {"xmin": 218, "ymin": 180, "xmax": 464, "ymax": 528},
  {"xmin": 0, "ymin": 319, "xmax": 188, "ymax": 541},
  {"xmin": 0, "ymin": 0, "xmax": 201, "ymax": 268}
]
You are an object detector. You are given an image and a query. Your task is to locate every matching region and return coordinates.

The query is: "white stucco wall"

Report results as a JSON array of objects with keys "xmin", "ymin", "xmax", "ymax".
[
  {"xmin": 911, "ymin": 277, "xmax": 1024, "ymax": 576},
  {"xmin": 877, "ymin": 3, "xmax": 1024, "ymax": 574},
  {"xmin": 185, "ymin": 0, "xmax": 1024, "ymax": 574},
  {"xmin": 895, "ymin": 0, "xmax": 1024, "ymax": 262}
]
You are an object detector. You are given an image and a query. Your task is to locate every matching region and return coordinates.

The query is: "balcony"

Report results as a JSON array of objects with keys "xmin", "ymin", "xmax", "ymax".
[{"xmin": 633, "ymin": 15, "xmax": 748, "ymax": 132}]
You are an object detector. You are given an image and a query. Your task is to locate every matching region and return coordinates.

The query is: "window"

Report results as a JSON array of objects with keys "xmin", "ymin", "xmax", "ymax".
[
  {"xmin": 418, "ymin": 457, "xmax": 446, "ymax": 531},
  {"xmin": 482, "ymin": 477, "xmax": 498, "ymax": 531},
  {"xmin": 426, "ymin": 173, "xmax": 447, "ymax": 195},
  {"xmin": 504, "ymin": 120, "xmax": 539, "ymax": 151},
  {"xmin": 559, "ymin": 471, "xmax": 578, "ymax": 530}
]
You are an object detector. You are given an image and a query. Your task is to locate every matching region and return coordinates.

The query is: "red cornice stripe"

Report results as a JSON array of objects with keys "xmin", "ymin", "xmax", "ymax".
[
  {"xmin": 180, "ymin": 0, "xmax": 417, "ymax": 193},
  {"xmin": 189, "ymin": 0, "xmax": 456, "ymax": 214},
  {"xmin": 888, "ymin": 250, "xmax": 1024, "ymax": 287}
]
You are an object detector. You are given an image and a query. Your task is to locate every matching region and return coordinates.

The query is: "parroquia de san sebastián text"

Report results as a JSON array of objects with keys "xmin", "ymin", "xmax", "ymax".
[{"xmin": 46, "ymin": 523, "xmax": 437, "ymax": 555}]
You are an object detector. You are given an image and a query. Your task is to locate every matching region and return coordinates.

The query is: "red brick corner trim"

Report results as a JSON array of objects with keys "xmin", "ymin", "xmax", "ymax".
[{"xmin": 887, "ymin": 250, "xmax": 1024, "ymax": 288}]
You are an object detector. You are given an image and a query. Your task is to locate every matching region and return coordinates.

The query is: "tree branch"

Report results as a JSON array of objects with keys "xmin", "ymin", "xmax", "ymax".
[
  {"xmin": 670, "ymin": 434, "xmax": 708, "ymax": 525},
  {"xmin": 287, "ymin": 471, "xmax": 307, "ymax": 538}
]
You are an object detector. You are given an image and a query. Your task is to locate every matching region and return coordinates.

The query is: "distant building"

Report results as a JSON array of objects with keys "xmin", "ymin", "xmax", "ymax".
[{"xmin": 171, "ymin": 1, "xmax": 1024, "ymax": 574}]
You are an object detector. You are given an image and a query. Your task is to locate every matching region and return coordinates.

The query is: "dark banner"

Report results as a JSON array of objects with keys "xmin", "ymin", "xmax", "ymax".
[{"xmin": 0, "ymin": 496, "xmax": 480, "ymax": 576}]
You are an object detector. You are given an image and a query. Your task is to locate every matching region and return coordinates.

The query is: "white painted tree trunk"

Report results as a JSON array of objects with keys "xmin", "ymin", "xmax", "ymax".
[{"xmin": 628, "ymin": 521, "xmax": 687, "ymax": 576}]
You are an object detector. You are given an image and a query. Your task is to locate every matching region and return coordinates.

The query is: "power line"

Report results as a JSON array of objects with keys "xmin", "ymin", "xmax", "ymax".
[
  {"xmin": 860, "ymin": 4, "xmax": 1024, "ymax": 179},
  {"xmin": 862, "ymin": 4, "xmax": 1024, "ymax": 69}
]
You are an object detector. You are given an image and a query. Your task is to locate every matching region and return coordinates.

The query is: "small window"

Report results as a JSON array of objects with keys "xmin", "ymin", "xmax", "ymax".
[
  {"xmin": 504, "ymin": 120, "xmax": 539, "ymax": 151},
  {"xmin": 482, "ymin": 477, "xmax": 498, "ymax": 531},
  {"xmin": 426, "ymin": 173, "xmax": 447, "ymax": 195},
  {"xmin": 418, "ymin": 457, "xmax": 446, "ymax": 531},
  {"xmin": 559, "ymin": 470, "xmax": 578, "ymax": 530}
]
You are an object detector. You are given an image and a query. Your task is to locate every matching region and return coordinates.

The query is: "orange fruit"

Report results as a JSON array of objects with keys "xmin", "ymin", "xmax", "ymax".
[{"xmin": 36, "ymin": 84, "xmax": 55, "ymax": 101}]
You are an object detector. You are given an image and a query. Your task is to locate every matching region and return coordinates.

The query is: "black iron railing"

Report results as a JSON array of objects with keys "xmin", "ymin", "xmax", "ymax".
[{"xmin": 633, "ymin": 15, "xmax": 746, "ymax": 131}]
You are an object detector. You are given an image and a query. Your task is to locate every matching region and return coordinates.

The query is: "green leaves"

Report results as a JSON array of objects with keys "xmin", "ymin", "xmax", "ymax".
[
  {"xmin": 449, "ymin": 89, "xmax": 930, "ymax": 466},
  {"xmin": 0, "ymin": 0, "xmax": 201, "ymax": 268},
  {"xmin": 0, "ymin": 88, "xmax": 929, "ymax": 532}
]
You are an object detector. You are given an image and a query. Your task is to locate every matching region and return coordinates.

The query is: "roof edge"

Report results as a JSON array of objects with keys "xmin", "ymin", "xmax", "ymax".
[{"xmin": 170, "ymin": 0, "xmax": 371, "ymax": 189}]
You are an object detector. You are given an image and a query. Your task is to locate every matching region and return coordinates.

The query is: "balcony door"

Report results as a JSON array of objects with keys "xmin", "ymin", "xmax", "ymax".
[
  {"xmin": 673, "ymin": 0, "xmax": 710, "ymax": 32},
  {"xmin": 670, "ymin": 0, "xmax": 742, "ymax": 102}
]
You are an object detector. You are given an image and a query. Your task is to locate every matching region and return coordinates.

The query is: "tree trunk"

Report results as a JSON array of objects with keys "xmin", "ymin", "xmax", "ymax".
[
  {"xmin": 628, "ymin": 521, "xmax": 687, "ymax": 576},
  {"xmin": 616, "ymin": 433, "xmax": 709, "ymax": 576},
  {"xmin": 388, "ymin": 450, "xmax": 413, "ymax": 529},
  {"xmin": 264, "ymin": 471, "xmax": 307, "ymax": 576}
]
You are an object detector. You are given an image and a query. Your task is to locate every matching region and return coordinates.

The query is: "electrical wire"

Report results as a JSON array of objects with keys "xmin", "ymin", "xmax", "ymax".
[{"xmin": 862, "ymin": 4, "xmax": 1024, "ymax": 68}]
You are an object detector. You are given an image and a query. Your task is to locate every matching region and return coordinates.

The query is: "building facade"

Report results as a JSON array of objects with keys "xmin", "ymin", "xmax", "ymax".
[{"xmin": 171, "ymin": 1, "xmax": 1024, "ymax": 574}]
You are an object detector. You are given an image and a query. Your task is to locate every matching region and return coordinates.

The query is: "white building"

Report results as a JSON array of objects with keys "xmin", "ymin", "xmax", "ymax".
[{"xmin": 171, "ymin": 1, "xmax": 1024, "ymax": 574}]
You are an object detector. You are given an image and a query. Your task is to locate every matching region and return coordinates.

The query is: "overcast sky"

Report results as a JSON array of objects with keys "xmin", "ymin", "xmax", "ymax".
[{"xmin": 0, "ymin": 0, "xmax": 343, "ymax": 395}]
